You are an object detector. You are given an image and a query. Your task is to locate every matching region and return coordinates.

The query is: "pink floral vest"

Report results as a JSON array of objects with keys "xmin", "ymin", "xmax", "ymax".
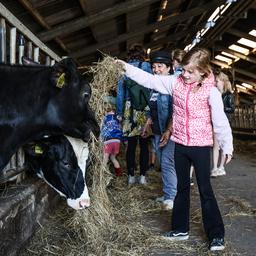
[{"xmin": 171, "ymin": 73, "xmax": 215, "ymax": 146}]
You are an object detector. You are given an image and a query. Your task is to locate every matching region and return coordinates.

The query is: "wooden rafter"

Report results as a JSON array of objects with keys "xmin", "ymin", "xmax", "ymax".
[
  {"xmin": 71, "ymin": 0, "xmax": 226, "ymax": 58},
  {"xmin": 215, "ymin": 45, "xmax": 256, "ymax": 64},
  {"xmin": 18, "ymin": 0, "xmax": 68, "ymax": 53},
  {"xmin": 38, "ymin": 0, "xmax": 160, "ymax": 42}
]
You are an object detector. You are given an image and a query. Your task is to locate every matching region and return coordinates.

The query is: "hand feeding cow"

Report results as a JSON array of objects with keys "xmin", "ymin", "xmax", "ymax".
[{"xmin": 0, "ymin": 58, "xmax": 99, "ymax": 210}]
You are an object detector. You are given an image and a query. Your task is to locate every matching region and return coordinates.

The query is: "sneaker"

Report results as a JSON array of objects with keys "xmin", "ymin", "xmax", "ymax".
[
  {"xmin": 162, "ymin": 230, "xmax": 189, "ymax": 241},
  {"xmin": 138, "ymin": 175, "xmax": 147, "ymax": 185},
  {"xmin": 190, "ymin": 177, "xmax": 194, "ymax": 186},
  {"xmin": 128, "ymin": 175, "xmax": 136, "ymax": 185},
  {"xmin": 163, "ymin": 199, "xmax": 173, "ymax": 210},
  {"xmin": 155, "ymin": 195, "xmax": 164, "ymax": 202},
  {"xmin": 209, "ymin": 238, "xmax": 225, "ymax": 251},
  {"xmin": 211, "ymin": 168, "xmax": 219, "ymax": 178},
  {"xmin": 217, "ymin": 167, "xmax": 226, "ymax": 176}
]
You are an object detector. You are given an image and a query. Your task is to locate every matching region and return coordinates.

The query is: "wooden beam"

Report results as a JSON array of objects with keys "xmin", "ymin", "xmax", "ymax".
[
  {"xmin": 236, "ymin": 76, "xmax": 256, "ymax": 88},
  {"xmin": 227, "ymin": 28, "xmax": 256, "ymax": 42},
  {"xmin": 72, "ymin": 0, "xmax": 225, "ymax": 58},
  {"xmin": 233, "ymin": 68, "xmax": 256, "ymax": 80},
  {"xmin": 211, "ymin": 60, "xmax": 256, "ymax": 80},
  {"xmin": 215, "ymin": 45, "xmax": 256, "ymax": 64},
  {"xmin": 38, "ymin": 0, "xmax": 160, "ymax": 42},
  {"xmin": 18, "ymin": 0, "xmax": 68, "ymax": 53},
  {"xmin": 0, "ymin": 3, "xmax": 60, "ymax": 61}
]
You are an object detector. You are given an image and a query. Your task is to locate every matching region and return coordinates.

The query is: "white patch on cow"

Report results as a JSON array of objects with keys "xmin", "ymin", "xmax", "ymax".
[
  {"xmin": 67, "ymin": 186, "xmax": 90, "ymax": 210},
  {"xmin": 65, "ymin": 135, "xmax": 90, "ymax": 210},
  {"xmin": 37, "ymin": 168, "xmax": 90, "ymax": 210},
  {"xmin": 65, "ymin": 136, "xmax": 89, "ymax": 177}
]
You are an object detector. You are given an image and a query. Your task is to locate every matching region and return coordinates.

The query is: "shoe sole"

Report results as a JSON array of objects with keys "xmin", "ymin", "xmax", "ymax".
[
  {"xmin": 163, "ymin": 235, "xmax": 189, "ymax": 241},
  {"xmin": 210, "ymin": 245, "xmax": 225, "ymax": 251}
]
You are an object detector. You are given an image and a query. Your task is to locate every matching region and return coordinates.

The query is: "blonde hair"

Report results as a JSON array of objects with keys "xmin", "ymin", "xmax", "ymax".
[
  {"xmin": 181, "ymin": 48, "xmax": 212, "ymax": 77},
  {"xmin": 215, "ymin": 71, "xmax": 232, "ymax": 93},
  {"xmin": 171, "ymin": 49, "xmax": 186, "ymax": 64}
]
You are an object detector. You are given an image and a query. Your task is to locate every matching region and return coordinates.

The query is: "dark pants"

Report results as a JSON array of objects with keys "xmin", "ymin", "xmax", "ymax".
[
  {"xmin": 126, "ymin": 136, "xmax": 149, "ymax": 176},
  {"xmin": 172, "ymin": 143, "xmax": 225, "ymax": 240}
]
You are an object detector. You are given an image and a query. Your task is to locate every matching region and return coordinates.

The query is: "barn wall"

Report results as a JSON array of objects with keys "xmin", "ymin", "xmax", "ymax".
[{"xmin": 0, "ymin": 178, "xmax": 61, "ymax": 256}]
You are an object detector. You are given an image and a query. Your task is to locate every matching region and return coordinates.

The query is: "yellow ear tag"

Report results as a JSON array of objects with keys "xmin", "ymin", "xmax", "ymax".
[
  {"xmin": 56, "ymin": 73, "xmax": 65, "ymax": 88},
  {"xmin": 34, "ymin": 145, "xmax": 43, "ymax": 154}
]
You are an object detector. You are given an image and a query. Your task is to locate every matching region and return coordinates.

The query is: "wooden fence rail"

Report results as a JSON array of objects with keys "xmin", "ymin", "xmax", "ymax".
[{"xmin": 0, "ymin": 3, "xmax": 60, "ymax": 183}]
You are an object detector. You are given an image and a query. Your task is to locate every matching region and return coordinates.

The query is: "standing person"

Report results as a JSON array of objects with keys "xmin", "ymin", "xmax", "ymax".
[
  {"xmin": 101, "ymin": 103, "xmax": 123, "ymax": 177},
  {"xmin": 146, "ymin": 49, "xmax": 177, "ymax": 210},
  {"xmin": 116, "ymin": 44, "xmax": 152, "ymax": 185},
  {"xmin": 211, "ymin": 71, "xmax": 234, "ymax": 177},
  {"xmin": 116, "ymin": 47, "xmax": 233, "ymax": 251},
  {"xmin": 172, "ymin": 49, "xmax": 196, "ymax": 186}
]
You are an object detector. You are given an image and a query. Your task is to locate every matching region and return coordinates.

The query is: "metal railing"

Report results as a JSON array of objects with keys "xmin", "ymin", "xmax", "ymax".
[{"xmin": 231, "ymin": 105, "xmax": 256, "ymax": 135}]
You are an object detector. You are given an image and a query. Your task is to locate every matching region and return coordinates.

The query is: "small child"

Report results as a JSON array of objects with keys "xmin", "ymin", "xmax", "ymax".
[
  {"xmin": 100, "ymin": 103, "xmax": 123, "ymax": 176},
  {"xmin": 211, "ymin": 71, "xmax": 234, "ymax": 177}
]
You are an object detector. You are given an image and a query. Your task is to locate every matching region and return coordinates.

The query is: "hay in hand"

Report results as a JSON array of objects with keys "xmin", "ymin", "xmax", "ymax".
[{"xmin": 87, "ymin": 54, "xmax": 124, "ymax": 120}]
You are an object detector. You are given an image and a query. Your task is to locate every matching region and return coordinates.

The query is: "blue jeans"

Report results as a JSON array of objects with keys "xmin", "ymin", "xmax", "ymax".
[{"xmin": 154, "ymin": 135, "xmax": 177, "ymax": 201}]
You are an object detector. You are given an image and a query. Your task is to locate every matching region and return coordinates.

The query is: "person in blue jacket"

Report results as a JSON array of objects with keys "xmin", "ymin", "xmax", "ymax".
[
  {"xmin": 145, "ymin": 50, "xmax": 178, "ymax": 209},
  {"xmin": 116, "ymin": 44, "xmax": 152, "ymax": 185},
  {"xmin": 101, "ymin": 103, "xmax": 123, "ymax": 177}
]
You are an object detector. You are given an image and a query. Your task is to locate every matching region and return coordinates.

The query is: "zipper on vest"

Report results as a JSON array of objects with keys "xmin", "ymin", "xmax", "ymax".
[{"xmin": 185, "ymin": 85, "xmax": 192, "ymax": 145}]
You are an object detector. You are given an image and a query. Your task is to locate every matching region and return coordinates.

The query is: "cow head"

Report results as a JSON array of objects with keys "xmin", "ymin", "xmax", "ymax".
[
  {"xmin": 22, "ymin": 56, "xmax": 100, "ymax": 141},
  {"xmin": 51, "ymin": 58, "xmax": 100, "ymax": 140},
  {"xmin": 24, "ymin": 135, "xmax": 90, "ymax": 210}
]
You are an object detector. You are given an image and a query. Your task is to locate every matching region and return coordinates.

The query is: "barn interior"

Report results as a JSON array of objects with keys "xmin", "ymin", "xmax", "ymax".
[
  {"xmin": 0, "ymin": 0, "xmax": 255, "ymax": 105},
  {"xmin": 0, "ymin": 1, "xmax": 256, "ymax": 255}
]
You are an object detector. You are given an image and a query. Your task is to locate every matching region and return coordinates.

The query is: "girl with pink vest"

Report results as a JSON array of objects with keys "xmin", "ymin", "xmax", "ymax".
[{"xmin": 116, "ymin": 48, "xmax": 233, "ymax": 251}]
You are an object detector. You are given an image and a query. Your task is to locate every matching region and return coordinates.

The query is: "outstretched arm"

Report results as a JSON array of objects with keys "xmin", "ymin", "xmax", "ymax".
[{"xmin": 117, "ymin": 60, "xmax": 176, "ymax": 95}]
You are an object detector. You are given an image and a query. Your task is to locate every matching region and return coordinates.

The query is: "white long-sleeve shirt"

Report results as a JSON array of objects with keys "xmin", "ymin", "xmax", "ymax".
[{"xmin": 124, "ymin": 62, "xmax": 233, "ymax": 155}]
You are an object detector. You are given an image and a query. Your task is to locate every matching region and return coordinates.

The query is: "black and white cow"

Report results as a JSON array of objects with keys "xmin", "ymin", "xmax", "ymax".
[
  {"xmin": 24, "ymin": 135, "xmax": 90, "ymax": 210},
  {"xmin": 0, "ymin": 58, "xmax": 99, "ymax": 171}
]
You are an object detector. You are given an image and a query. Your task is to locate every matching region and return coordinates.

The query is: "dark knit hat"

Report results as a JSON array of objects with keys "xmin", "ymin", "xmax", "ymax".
[{"xmin": 150, "ymin": 50, "xmax": 171, "ymax": 64}]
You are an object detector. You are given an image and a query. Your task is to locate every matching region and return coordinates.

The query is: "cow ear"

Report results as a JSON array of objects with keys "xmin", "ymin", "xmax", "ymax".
[{"xmin": 52, "ymin": 58, "xmax": 79, "ymax": 89}]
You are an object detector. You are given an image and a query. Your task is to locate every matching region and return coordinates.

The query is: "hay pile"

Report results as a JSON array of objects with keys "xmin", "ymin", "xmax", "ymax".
[{"xmin": 225, "ymin": 197, "xmax": 256, "ymax": 217}]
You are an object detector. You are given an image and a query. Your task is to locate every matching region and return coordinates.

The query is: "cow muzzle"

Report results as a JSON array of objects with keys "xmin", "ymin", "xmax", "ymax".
[{"xmin": 67, "ymin": 197, "xmax": 90, "ymax": 210}]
